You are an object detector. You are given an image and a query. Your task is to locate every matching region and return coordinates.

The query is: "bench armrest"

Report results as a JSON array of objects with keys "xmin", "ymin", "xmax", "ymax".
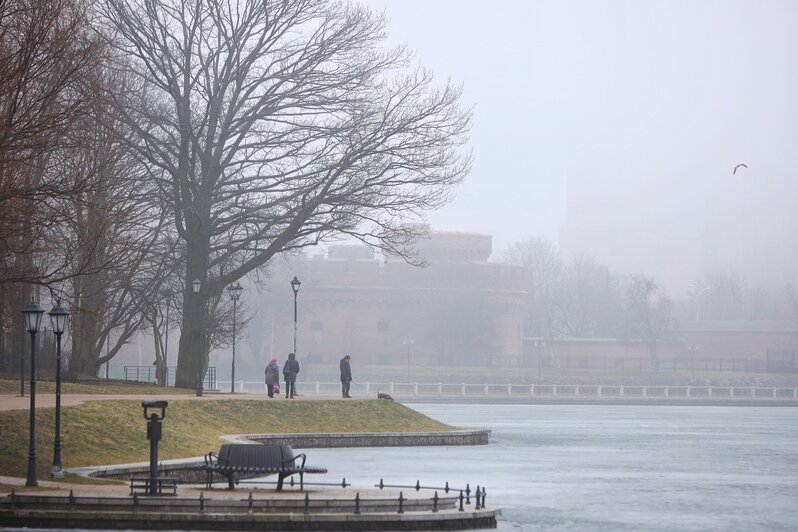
[
  {"xmin": 204, "ymin": 451, "xmax": 219, "ymax": 467},
  {"xmin": 283, "ymin": 453, "xmax": 307, "ymax": 469}
]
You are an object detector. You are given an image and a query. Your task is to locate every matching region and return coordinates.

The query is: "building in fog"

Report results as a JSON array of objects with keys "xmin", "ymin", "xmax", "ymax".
[
  {"xmin": 524, "ymin": 321, "xmax": 798, "ymax": 373},
  {"xmin": 291, "ymin": 230, "xmax": 527, "ymax": 367}
]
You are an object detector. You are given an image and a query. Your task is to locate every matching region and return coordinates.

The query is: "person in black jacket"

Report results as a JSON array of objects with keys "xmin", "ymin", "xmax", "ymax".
[
  {"xmin": 282, "ymin": 352, "xmax": 300, "ymax": 399},
  {"xmin": 339, "ymin": 355, "xmax": 352, "ymax": 398}
]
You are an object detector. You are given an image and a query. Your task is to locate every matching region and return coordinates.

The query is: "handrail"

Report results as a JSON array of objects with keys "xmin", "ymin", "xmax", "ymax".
[{"xmin": 216, "ymin": 380, "xmax": 798, "ymax": 401}]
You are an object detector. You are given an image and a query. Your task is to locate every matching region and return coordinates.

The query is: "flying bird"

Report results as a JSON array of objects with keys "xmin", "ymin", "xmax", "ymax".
[{"xmin": 733, "ymin": 163, "xmax": 748, "ymax": 175}]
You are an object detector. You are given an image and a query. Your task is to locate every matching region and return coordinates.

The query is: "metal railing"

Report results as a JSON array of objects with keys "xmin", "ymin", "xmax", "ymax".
[
  {"xmin": 2, "ymin": 483, "xmax": 489, "ymax": 514},
  {"xmin": 221, "ymin": 380, "xmax": 798, "ymax": 401},
  {"xmin": 122, "ymin": 366, "xmax": 217, "ymax": 391}
]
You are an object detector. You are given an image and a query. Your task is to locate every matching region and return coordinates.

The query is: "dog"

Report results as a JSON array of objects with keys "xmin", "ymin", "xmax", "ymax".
[{"xmin": 377, "ymin": 391, "xmax": 394, "ymax": 401}]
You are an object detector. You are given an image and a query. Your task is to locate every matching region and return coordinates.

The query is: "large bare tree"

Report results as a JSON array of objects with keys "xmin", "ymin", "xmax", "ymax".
[{"xmin": 101, "ymin": 0, "xmax": 472, "ymax": 388}]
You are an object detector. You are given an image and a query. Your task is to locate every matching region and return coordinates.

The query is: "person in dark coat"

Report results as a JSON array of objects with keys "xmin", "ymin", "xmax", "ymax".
[
  {"xmin": 282, "ymin": 352, "xmax": 300, "ymax": 399},
  {"xmin": 339, "ymin": 355, "xmax": 352, "ymax": 398},
  {"xmin": 264, "ymin": 358, "xmax": 280, "ymax": 398}
]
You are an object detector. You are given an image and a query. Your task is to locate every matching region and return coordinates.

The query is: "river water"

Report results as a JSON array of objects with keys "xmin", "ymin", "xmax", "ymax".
[{"xmin": 307, "ymin": 404, "xmax": 798, "ymax": 531}]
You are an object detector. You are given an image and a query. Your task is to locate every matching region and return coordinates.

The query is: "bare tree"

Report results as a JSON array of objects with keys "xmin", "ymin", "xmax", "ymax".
[
  {"xmin": 0, "ymin": 0, "xmax": 101, "ymax": 373},
  {"xmin": 555, "ymin": 254, "xmax": 623, "ymax": 339},
  {"xmin": 624, "ymin": 274, "xmax": 674, "ymax": 372},
  {"xmin": 502, "ymin": 236, "xmax": 562, "ymax": 339},
  {"xmin": 101, "ymin": 0, "xmax": 472, "ymax": 388}
]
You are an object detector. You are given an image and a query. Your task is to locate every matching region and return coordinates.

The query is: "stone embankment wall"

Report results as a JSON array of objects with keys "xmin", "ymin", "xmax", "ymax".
[
  {"xmin": 246, "ymin": 429, "xmax": 490, "ymax": 448},
  {"xmin": 89, "ymin": 429, "xmax": 490, "ymax": 482}
]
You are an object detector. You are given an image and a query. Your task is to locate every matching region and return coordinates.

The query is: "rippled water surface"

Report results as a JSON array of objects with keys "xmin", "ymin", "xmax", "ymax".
[{"xmin": 307, "ymin": 404, "xmax": 798, "ymax": 531}]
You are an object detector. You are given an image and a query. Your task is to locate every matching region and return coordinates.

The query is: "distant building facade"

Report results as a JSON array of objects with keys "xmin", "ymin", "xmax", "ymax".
[
  {"xmin": 293, "ymin": 231, "xmax": 526, "ymax": 367},
  {"xmin": 524, "ymin": 321, "xmax": 798, "ymax": 373}
]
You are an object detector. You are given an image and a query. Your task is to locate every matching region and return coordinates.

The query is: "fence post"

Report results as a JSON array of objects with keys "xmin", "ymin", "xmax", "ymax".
[
  {"xmin": 365, "ymin": 382, "xmax": 370, "ymax": 394},
  {"xmin": 507, "ymin": 384, "xmax": 512, "ymax": 396},
  {"xmin": 687, "ymin": 385, "xmax": 691, "ymax": 399},
  {"xmin": 475, "ymin": 485, "xmax": 481, "ymax": 510},
  {"xmin": 247, "ymin": 492, "xmax": 253, "ymax": 513},
  {"xmin": 620, "ymin": 385, "xmax": 624, "ymax": 397},
  {"xmin": 438, "ymin": 383, "xmax": 443, "ymax": 395},
  {"xmin": 414, "ymin": 383, "xmax": 419, "ymax": 395},
  {"xmin": 552, "ymin": 385, "xmax": 557, "ymax": 397},
  {"xmin": 484, "ymin": 384, "xmax": 488, "ymax": 395},
  {"xmin": 597, "ymin": 385, "xmax": 602, "ymax": 398},
  {"xmin": 355, "ymin": 492, "xmax": 361, "ymax": 514},
  {"xmin": 305, "ymin": 493, "xmax": 310, "ymax": 514},
  {"xmin": 575, "ymin": 384, "xmax": 580, "ymax": 397},
  {"xmin": 664, "ymin": 386, "xmax": 669, "ymax": 398},
  {"xmin": 642, "ymin": 385, "xmax": 647, "ymax": 398},
  {"xmin": 432, "ymin": 491, "xmax": 439, "ymax": 512},
  {"xmin": 390, "ymin": 382, "xmax": 394, "ymax": 394},
  {"xmin": 530, "ymin": 384, "xmax": 535, "ymax": 396},
  {"xmin": 708, "ymin": 386, "xmax": 713, "ymax": 399},
  {"xmin": 315, "ymin": 382, "xmax": 320, "ymax": 394},
  {"xmin": 794, "ymin": 387, "xmax": 797, "ymax": 400},
  {"xmin": 459, "ymin": 491, "xmax": 464, "ymax": 511},
  {"xmin": 462, "ymin": 383, "xmax": 466, "ymax": 395},
  {"xmin": 398, "ymin": 492, "xmax": 404, "ymax": 514}
]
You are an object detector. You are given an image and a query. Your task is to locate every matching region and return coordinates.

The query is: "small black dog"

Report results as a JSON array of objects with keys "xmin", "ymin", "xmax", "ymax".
[{"xmin": 377, "ymin": 391, "xmax": 394, "ymax": 401}]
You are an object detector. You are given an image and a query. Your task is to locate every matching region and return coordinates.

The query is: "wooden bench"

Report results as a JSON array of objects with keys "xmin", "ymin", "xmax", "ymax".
[
  {"xmin": 204, "ymin": 443, "xmax": 327, "ymax": 491},
  {"xmin": 129, "ymin": 476, "xmax": 179, "ymax": 496}
]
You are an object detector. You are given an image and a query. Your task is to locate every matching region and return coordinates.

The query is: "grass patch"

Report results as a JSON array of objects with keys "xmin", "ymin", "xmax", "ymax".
[{"xmin": 0, "ymin": 398, "xmax": 453, "ymax": 479}]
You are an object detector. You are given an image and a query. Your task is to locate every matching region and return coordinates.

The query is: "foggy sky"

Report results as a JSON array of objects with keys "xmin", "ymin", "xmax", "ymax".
[{"xmin": 361, "ymin": 0, "xmax": 798, "ymax": 292}]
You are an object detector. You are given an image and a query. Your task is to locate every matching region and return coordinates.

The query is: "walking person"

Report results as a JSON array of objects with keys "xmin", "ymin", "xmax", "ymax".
[
  {"xmin": 264, "ymin": 358, "xmax": 280, "ymax": 398},
  {"xmin": 340, "ymin": 355, "xmax": 352, "ymax": 398},
  {"xmin": 283, "ymin": 352, "xmax": 300, "ymax": 399}
]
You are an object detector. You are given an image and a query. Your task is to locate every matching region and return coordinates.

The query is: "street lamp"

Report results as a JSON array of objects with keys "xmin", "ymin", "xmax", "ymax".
[
  {"xmin": 48, "ymin": 301, "xmax": 69, "ymax": 479},
  {"xmin": 290, "ymin": 276, "xmax": 301, "ymax": 357},
  {"xmin": 227, "ymin": 282, "xmax": 243, "ymax": 394},
  {"xmin": 695, "ymin": 286, "xmax": 711, "ymax": 321},
  {"xmin": 21, "ymin": 298, "xmax": 44, "ymax": 487},
  {"xmin": 687, "ymin": 345, "xmax": 700, "ymax": 385},
  {"xmin": 192, "ymin": 278, "xmax": 204, "ymax": 396},
  {"xmin": 534, "ymin": 340, "xmax": 546, "ymax": 384},
  {"xmin": 403, "ymin": 339, "xmax": 414, "ymax": 383}
]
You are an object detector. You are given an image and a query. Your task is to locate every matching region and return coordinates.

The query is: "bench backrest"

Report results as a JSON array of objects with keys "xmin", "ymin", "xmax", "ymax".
[{"xmin": 218, "ymin": 444, "xmax": 294, "ymax": 469}]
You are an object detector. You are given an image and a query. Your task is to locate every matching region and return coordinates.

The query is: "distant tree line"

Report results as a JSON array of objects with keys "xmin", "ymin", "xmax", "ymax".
[{"xmin": 502, "ymin": 236, "xmax": 798, "ymax": 369}]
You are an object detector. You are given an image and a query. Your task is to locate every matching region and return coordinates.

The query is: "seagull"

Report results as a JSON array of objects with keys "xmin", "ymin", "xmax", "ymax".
[{"xmin": 733, "ymin": 163, "xmax": 748, "ymax": 175}]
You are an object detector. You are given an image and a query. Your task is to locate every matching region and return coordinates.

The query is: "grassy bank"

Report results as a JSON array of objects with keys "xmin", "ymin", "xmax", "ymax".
[{"xmin": 0, "ymin": 396, "xmax": 454, "ymax": 479}]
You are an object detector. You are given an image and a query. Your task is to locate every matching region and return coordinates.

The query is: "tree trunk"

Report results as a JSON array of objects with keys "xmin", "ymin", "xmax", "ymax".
[{"xmin": 174, "ymin": 235, "xmax": 211, "ymax": 389}]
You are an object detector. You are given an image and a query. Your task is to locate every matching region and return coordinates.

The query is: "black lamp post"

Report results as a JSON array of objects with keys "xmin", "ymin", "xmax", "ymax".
[
  {"xmin": 290, "ymin": 276, "xmax": 301, "ymax": 356},
  {"xmin": 22, "ymin": 298, "xmax": 44, "ymax": 487},
  {"xmin": 227, "ymin": 282, "xmax": 243, "ymax": 394},
  {"xmin": 192, "ymin": 278, "xmax": 204, "ymax": 397},
  {"xmin": 48, "ymin": 301, "xmax": 69, "ymax": 478}
]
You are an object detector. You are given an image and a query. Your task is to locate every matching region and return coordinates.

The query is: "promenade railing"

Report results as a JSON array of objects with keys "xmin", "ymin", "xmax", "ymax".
[{"xmin": 216, "ymin": 380, "xmax": 798, "ymax": 401}]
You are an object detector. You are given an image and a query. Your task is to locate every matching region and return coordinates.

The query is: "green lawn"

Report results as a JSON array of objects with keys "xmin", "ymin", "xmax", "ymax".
[{"xmin": 0, "ymin": 396, "xmax": 454, "ymax": 480}]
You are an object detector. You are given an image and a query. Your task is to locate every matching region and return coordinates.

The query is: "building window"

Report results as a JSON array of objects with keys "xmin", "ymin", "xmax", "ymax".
[
  {"xmin": 311, "ymin": 321, "xmax": 323, "ymax": 331},
  {"xmin": 377, "ymin": 320, "xmax": 389, "ymax": 331}
]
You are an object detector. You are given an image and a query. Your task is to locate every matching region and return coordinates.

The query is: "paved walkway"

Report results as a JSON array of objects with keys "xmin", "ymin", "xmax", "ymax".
[{"xmin": 0, "ymin": 392, "xmax": 345, "ymax": 412}]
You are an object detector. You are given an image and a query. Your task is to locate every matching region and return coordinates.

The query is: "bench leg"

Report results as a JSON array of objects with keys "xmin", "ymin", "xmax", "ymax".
[
  {"xmin": 226, "ymin": 473, "xmax": 236, "ymax": 490},
  {"xmin": 277, "ymin": 473, "xmax": 285, "ymax": 492},
  {"xmin": 300, "ymin": 472, "xmax": 304, "ymax": 491}
]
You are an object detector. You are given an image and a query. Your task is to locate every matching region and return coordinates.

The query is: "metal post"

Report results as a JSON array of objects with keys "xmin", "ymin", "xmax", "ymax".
[
  {"xmin": 231, "ymin": 296, "xmax": 237, "ymax": 394},
  {"xmin": 292, "ymin": 280, "xmax": 299, "ymax": 356},
  {"xmin": 26, "ymin": 330, "xmax": 38, "ymax": 487},
  {"xmin": 19, "ymin": 346, "xmax": 24, "ymax": 397},
  {"xmin": 51, "ymin": 330, "xmax": 64, "ymax": 478}
]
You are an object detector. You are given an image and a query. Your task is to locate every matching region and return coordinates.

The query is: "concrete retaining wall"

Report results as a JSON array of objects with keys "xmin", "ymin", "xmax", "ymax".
[{"xmin": 246, "ymin": 429, "xmax": 490, "ymax": 448}]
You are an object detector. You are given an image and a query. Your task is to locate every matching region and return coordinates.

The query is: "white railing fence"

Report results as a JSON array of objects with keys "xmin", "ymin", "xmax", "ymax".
[{"xmin": 217, "ymin": 381, "xmax": 798, "ymax": 401}]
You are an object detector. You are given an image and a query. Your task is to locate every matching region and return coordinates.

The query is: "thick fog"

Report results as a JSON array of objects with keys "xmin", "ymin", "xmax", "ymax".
[{"xmin": 362, "ymin": 0, "xmax": 798, "ymax": 292}]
